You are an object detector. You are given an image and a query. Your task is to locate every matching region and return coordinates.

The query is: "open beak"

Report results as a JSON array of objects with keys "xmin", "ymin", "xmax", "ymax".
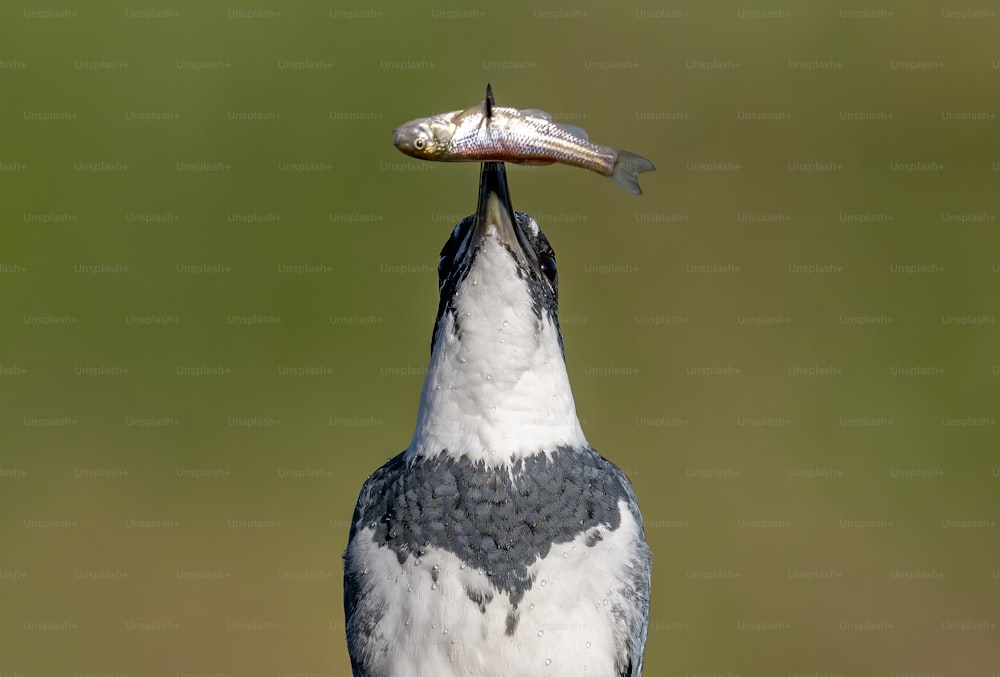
[{"xmin": 471, "ymin": 162, "xmax": 536, "ymax": 270}]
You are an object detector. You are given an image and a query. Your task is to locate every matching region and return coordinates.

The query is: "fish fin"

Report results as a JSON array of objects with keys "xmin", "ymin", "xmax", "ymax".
[
  {"xmin": 485, "ymin": 83, "xmax": 494, "ymax": 119},
  {"xmin": 521, "ymin": 108, "xmax": 553, "ymax": 121},
  {"xmin": 556, "ymin": 123, "xmax": 590, "ymax": 140},
  {"xmin": 610, "ymin": 149, "xmax": 656, "ymax": 195}
]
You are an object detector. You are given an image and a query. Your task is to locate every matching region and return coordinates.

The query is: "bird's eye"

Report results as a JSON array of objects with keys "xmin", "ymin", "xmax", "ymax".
[
  {"xmin": 414, "ymin": 136, "xmax": 426, "ymax": 150},
  {"xmin": 539, "ymin": 253, "xmax": 557, "ymax": 282}
]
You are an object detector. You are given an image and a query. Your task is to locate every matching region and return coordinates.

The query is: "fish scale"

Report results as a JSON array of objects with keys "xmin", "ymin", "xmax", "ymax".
[{"xmin": 448, "ymin": 108, "xmax": 617, "ymax": 174}]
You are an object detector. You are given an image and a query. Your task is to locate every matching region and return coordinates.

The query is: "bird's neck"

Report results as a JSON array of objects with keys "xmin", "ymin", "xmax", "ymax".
[{"xmin": 406, "ymin": 238, "xmax": 587, "ymax": 467}]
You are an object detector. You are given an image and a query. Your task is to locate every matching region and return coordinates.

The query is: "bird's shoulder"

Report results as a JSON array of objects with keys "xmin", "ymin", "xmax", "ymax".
[{"xmin": 346, "ymin": 451, "xmax": 408, "ymax": 541}]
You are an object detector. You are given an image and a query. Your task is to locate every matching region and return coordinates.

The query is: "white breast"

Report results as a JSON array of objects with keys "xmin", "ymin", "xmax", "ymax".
[{"xmin": 345, "ymin": 500, "xmax": 643, "ymax": 677}]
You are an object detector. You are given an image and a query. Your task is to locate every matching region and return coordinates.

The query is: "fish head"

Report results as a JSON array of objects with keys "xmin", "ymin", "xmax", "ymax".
[{"xmin": 392, "ymin": 115, "xmax": 456, "ymax": 159}]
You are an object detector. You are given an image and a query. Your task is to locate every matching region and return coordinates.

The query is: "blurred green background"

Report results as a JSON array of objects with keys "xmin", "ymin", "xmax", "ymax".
[{"xmin": 1, "ymin": 1, "xmax": 998, "ymax": 675}]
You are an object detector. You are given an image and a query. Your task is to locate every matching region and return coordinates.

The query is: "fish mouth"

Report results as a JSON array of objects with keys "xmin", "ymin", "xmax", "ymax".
[
  {"xmin": 471, "ymin": 162, "xmax": 536, "ymax": 270},
  {"xmin": 391, "ymin": 127, "xmax": 408, "ymax": 152},
  {"xmin": 391, "ymin": 125, "xmax": 415, "ymax": 156}
]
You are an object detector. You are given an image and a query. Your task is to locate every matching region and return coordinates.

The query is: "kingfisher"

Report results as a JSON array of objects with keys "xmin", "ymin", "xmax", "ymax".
[{"xmin": 343, "ymin": 125, "xmax": 650, "ymax": 675}]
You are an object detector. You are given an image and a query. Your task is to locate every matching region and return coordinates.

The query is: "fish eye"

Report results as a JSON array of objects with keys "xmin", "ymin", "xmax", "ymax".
[
  {"xmin": 539, "ymin": 253, "xmax": 557, "ymax": 282},
  {"xmin": 414, "ymin": 136, "xmax": 426, "ymax": 150}
]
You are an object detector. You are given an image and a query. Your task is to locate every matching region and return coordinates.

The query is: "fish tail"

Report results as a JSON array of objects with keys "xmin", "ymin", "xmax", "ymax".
[{"xmin": 610, "ymin": 150, "xmax": 656, "ymax": 195}]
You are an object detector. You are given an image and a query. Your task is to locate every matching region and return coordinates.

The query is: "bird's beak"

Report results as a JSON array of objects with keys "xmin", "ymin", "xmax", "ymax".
[{"xmin": 472, "ymin": 162, "xmax": 535, "ymax": 268}]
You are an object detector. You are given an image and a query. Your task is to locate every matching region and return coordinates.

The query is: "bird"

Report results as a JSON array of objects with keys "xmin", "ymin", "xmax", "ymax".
[{"xmin": 342, "ymin": 157, "xmax": 650, "ymax": 676}]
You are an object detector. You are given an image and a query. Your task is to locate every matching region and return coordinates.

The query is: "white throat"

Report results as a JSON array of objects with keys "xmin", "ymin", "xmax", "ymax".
[{"xmin": 407, "ymin": 234, "xmax": 588, "ymax": 467}]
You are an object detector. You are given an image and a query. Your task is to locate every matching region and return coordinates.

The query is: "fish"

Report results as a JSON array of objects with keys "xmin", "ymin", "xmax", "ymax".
[{"xmin": 392, "ymin": 85, "xmax": 655, "ymax": 194}]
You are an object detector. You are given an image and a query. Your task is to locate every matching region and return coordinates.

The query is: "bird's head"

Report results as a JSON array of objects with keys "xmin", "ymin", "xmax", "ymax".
[
  {"xmin": 431, "ymin": 162, "xmax": 561, "ymax": 353},
  {"xmin": 410, "ymin": 161, "xmax": 585, "ymax": 463}
]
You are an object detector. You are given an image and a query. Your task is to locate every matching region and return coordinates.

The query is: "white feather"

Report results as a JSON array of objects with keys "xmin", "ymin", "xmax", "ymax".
[
  {"xmin": 345, "ymin": 501, "xmax": 643, "ymax": 676},
  {"xmin": 407, "ymin": 232, "xmax": 587, "ymax": 467}
]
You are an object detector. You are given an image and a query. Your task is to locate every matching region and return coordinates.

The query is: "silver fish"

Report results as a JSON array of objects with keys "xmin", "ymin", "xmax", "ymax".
[{"xmin": 393, "ymin": 86, "xmax": 655, "ymax": 194}]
